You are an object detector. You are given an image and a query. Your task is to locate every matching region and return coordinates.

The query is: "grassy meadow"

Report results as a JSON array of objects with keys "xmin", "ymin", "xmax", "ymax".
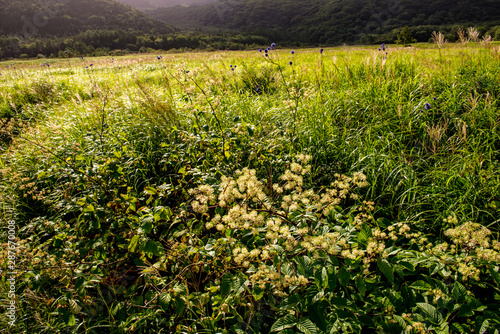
[{"xmin": 1, "ymin": 43, "xmax": 500, "ymax": 333}]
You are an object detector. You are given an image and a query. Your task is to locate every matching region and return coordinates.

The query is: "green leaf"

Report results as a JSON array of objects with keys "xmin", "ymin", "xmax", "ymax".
[
  {"xmin": 377, "ymin": 258, "xmax": 394, "ymax": 284},
  {"xmin": 271, "ymin": 314, "xmax": 297, "ymax": 332},
  {"xmin": 357, "ymin": 224, "xmax": 372, "ymax": 247},
  {"xmin": 173, "ymin": 296, "xmax": 186, "ymax": 314},
  {"xmin": 452, "ymin": 281, "xmax": 466, "ymax": 302},
  {"xmin": 393, "ymin": 314, "xmax": 406, "ymax": 329},
  {"xmin": 111, "ymin": 302, "xmax": 122, "ymax": 316},
  {"xmin": 451, "ymin": 323, "xmax": 472, "ymax": 334},
  {"xmin": 144, "ymin": 186, "xmax": 157, "ymax": 195},
  {"xmin": 489, "ymin": 266, "xmax": 500, "ymax": 286},
  {"xmin": 69, "ymin": 299, "xmax": 82, "ymax": 314},
  {"xmin": 308, "ymin": 301, "xmax": 327, "ymax": 332},
  {"xmin": 355, "ymin": 276, "xmax": 366, "ymax": 296},
  {"xmin": 311, "ymin": 290, "xmax": 324, "ymax": 304},
  {"xmin": 417, "ymin": 302, "xmax": 443, "ymax": 324},
  {"xmin": 410, "ymin": 280, "xmax": 431, "ymax": 290},
  {"xmin": 338, "ymin": 267, "xmax": 350, "ymax": 287},
  {"xmin": 143, "ymin": 239, "xmax": 159, "ymax": 256},
  {"xmin": 458, "ymin": 304, "xmax": 474, "ymax": 317},
  {"xmin": 295, "ymin": 256, "xmax": 313, "ymax": 276},
  {"xmin": 141, "ymin": 217, "xmax": 153, "ymax": 234},
  {"xmin": 475, "ymin": 317, "xmax": 489, "ymax": 334},
  {"xmin": 399, "ymin": 261, "xmax": 415, "ymax": 272},
  {"xmin": 230, "ymin": 275, "xmax": 247, "ymax": 295},
  {"xmin": 297, "ymin": 317, "xmax": 319, "ymax": 334},
  {"xmin": 65, "ymin": 313, "xmax": 76, "ymax": 326},
  {"xmin": 128, "ymin": 235, "xmax": 140, "ymax": 253},
  {"xmin": 314, "ymin": 267, "xmax": 328, "ymax": 290},
  {"xmin": 221, "ymin": 273, "xmax": 232, "ymax": 296},
  {"xmin": 159, "ymin": 293, "xmax": 171, "ymax": 309}
]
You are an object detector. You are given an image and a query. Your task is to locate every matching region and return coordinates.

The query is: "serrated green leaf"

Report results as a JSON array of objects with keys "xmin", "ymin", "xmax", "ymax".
[
  {"xmin": 297, "ymin": 317, "xmax": 319, "ymax": 334},
  {"xmin": 282, "ymin": 262, "xmax": 293, "ymax": 276},
  {"xmin": 417, "ymin": 302, "xmax": 443, "ymax": 324},
  {"xmin": 221, "ymin": 273, "xmax": 232, "ymax": 296},
  {"xmin": 357, "ymin": 225, "xmax": 372, "ymax": 247},
  {"xmin": 230, "ymin": 275, "xmax": 247, "ymax": 295},
  {"xmin": 451, "ymin": 323, "xmax": 472, "ymax": 334},
  {"xmin": 452, "ymin": 281, "xmax": 466, "ymax": 302},
  {"xmin": 295, "ymin": 256, "xmax": 312, "ymax": 276},
  {"xmin": 377, "ymin": 258, "xmax": 394, "ymax": 284},
  {"xmin": 281, "ymin": 294, "xmax": 302, "ymax": 310},
  {"xmin": 314, "ymin": 267, "xmax": 328, "ymax": 290},
  {"xmin": 141, "ymin": 217, "xmax": 153, "ymax": 234},
  {"xmin": 311, "ymin": 290, "xmax": 324, "ymax": 304},
  {"xmin": 393, "ymin": 314, "xmax": 406, "ymax": 329},
  {"xmin": 473, "ymin": 317, "xmax": 489, "ymax": 334},
  {"xmin": 271, "ymin": 314, "xmax": 297, "ymax": 332},
  {"xmin": 410, "ymin": 280, "xmax": 431, "ymax": 290}
]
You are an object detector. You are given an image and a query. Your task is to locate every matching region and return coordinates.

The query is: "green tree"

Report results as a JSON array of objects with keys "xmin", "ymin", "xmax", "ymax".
[{"xmin": 396, "ymin": 26, "xmax": 416, "ymax": 46}]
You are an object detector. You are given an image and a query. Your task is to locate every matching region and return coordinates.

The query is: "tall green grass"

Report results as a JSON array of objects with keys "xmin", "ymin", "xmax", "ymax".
[{"xmin": 1, "ymin": 44, "xmax": 500, "ymax": 333}]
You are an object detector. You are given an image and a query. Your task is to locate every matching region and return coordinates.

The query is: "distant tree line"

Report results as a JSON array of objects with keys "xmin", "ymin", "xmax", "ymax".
[{"xmin": 0, "ymin": 30, "xmax": 270, "ymax": 59}]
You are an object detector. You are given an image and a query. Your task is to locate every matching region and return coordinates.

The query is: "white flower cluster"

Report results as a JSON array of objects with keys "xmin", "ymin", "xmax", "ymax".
[
  {"xmin": 301, "ymin": 231, "xmax": 343, "ymax": 254},
  {"xmin": 250, "ymin": 264, "xmax": 309, "ymax": 291},
  {"xmin": 442, "ymin": 221, "xmax": 500, "ymax": 280},
  {"xmin": 192, "ymin": 156, "xmax": 371, "ymax": 289},
  {"xmin": 217, "ymin": 168, "xmax": 267, "ymax": 208},
  {"xmin": 444, "ymin": 221, "xmax": 492, "ymax": 249},
  {"xmin": 188, "ymin": 184, "xmax": 216, "ymax": 213}
]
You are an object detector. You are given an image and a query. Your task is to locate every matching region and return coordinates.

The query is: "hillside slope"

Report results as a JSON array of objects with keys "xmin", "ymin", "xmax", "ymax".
[
  {"xmin": 147, "ymin": 0, "xmax": 500, "ymax": 44},
  {"xmin": 0, "ymin": 0, "xmax": 176, "ymax": 37},
  {"xmin": 116, "ymin": 0, "xmax": 216, "ymax": 10}
]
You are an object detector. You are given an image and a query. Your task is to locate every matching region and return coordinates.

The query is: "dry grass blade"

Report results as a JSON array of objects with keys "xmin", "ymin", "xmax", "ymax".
[
  {"xmin": 431, "ymin": 31, "xmax": 445, "ymax": 48},
  {"xmin": 467, "ymin": 27, "xmax": 480, "ymax": 42},
  {"xmin": 426, "ymin": 119, "xmax": 449, "ymax": 154},
  {"xmin": 457, "ymin": 29, "xmax": 469, "ymax": 45},
  {"xmin": 135, "ymin": 81, "xmax": 177, "ymax": 127},
  {"xmin": 481, "ymin": 35, "xmax": 493, "ymax": 48}
]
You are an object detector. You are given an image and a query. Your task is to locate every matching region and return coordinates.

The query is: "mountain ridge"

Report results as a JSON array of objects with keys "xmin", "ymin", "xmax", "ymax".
[
  {"xmin": 115, "ymin": 0, "xmax": 216, "ymax": 10},
  {"xmin": 146, "ymin": 0, "xmax": 500, "ymax": 44},
  {"xmin": 0, "ymin": 0, "xmax": 176, "ymax": 38}
]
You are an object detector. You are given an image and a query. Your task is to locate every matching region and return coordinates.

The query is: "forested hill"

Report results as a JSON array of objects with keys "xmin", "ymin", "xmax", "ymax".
[
  {"xmin": 0, "ymin": 0, "xmax": 176, "ymax": 37},
  {"xmin": 147, "ymin": 0, "xmax": 500, "ymax": 44},
  {"xmin": 116, "ymin": 0, "xmax": 216, "ymax": 10}
]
